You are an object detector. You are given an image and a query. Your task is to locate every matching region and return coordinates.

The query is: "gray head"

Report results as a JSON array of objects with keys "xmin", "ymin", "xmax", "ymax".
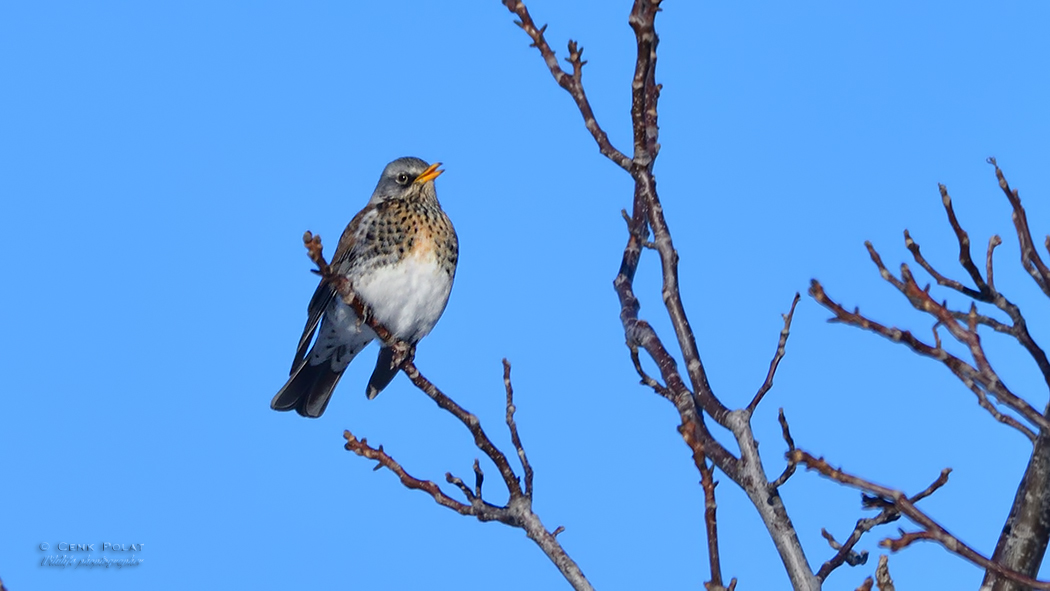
[{"xmin": 369, "ymin": 157, "xmax": 443, "ymax": 205}]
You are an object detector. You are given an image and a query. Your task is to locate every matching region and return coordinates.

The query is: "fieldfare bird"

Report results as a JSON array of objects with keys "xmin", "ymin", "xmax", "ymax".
[{"xmin": 271, "ymin": 157, "xmax": 459, "ymax": 418}]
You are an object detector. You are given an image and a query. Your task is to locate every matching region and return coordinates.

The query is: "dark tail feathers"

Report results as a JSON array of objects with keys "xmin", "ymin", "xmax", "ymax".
[
  {"xmin": 271, "ymin": 361, "xmax": 344, "ymax": 418},
  {"xmin": 365, "ymin": 347, "xmax": 398, "ymax": 400}
]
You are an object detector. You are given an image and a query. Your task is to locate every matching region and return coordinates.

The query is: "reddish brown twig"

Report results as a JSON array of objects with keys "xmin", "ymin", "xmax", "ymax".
[
  {"xmin": 343, "ymin": 432, "xmax": 478, "ymax": 516},
  {"xmin": 938, "ymin": 184, "xmax": 993, "ymax": 297},
  {"xmin": 304, "ymin": 233, "xmax": 592, "ymax": 591},
  {"xmin": 810, "ymin": 277, "xmax": 1042, "ymax": 439},
  {"xmin": 401, "ymin": 362, "xmax": 523, "ymax": 496},
  {"xmin": 813, "ymin": 466, "xmax": 949, "ymax": 581},
  {"xmin": 990, "ymin": 157, "xmax": 1050, "ymax": 298},
  {"xmin": 306, "ymin": 232, "xmax": 527, "ymax": 495},
  {"xmin": 364, "ymin": 363, "xmax": 592, "ymax": 589},
  {"xmin": 504, "ymin": 2, "xmax": 818, "ymax": 588},
  {"xmin": 747, "ymin": 293, "xmax": 801, "ymax": 414},
  {"xmin": 821, "ymin": 529, "xmax": 868, "ymax": 568},
  {"xmin": 907, "ymin": 183, "xmax": 1050, "ymax": 391},
  {"xmin": 303, "ymin": 231, "xmax": 395, "ymax": 345},
  {"xmin": 500, "ymin": 1, "xmax": 631, "ymax": 171},
  {"xmin": 904, "ymin": 227, "xmax": 984, "ymax": 300},
  {"xmin": 770, "ymin": 408, "xmax": 797, "ymax": 489},
  {"xmin": 987, "ymin": 235, "xmax": 1003, "ymax": 292},
  {"xmin": 699, "ymin": 455, "xmax": 729, "ymax": 590},
  {"xmin": 520, "ymin": 0, "xmax": 733, "ymax": 481},
  {"xmin": 526, "ymin": 0, "xmax": 743, "ymax": 475},
  {"xmin": 791, "ymin": 450, "xmax": 1050, "ymax": 590},
  {"xmin": 813, "ymin": 164, "xmax": 1050, "ymax": 589},
  {"xmin": 403, "ymin": 361, "xmax": 591, "ymax": 588}
]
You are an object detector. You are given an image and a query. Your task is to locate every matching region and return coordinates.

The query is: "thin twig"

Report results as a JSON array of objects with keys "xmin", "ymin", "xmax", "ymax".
[
  {"xmin": 791, "ymin": 450, "xmax": 1050, "ymax": 590},
  {"xmin": 306, "ymin": 232, "xmax": 592, "ymax": 590},
  {"xmin": 990, "ymin": 157, "xmax": 1050, "ymax": 298},
  {"xmin": 473, "ymin": 459, "xmax": 484, "ymax": 499},
  {"xmin": 810, "ymin": 277, "xmax": 1048, "ymax": 435},
  {"xmin": 937, "ymin": 184, "xmax": 993, "ymax": 297},
  {"xmin": 747, "ymin": 293, "xmax": 801, "ymax": 414},
  {"xmin": 814, "ymin": 466, "xmax": 950, "ymax": 581},
  {"xmin": 343, "ymin": 431, "xmax": 482, "ymax": 517},
  {"xmin": 770, "ymin": 408, "xmax": 797, "ymax": 489},
  {"xmin": 401, "ymin": 362, "xmax": 522, "ymax": 497},
  {"xmin": 821, "ymin": 529, "xmax": 868, "ymax": 567},
  {"xmin": 504, "ymin": 359, "xmax": 534, "ymax": 497},
  {"xmin": 700, "ymin": 455, "xmax": 727, "ymax": 589},
  {"xmin": 813, "ymin": 168, "xmax": 1050, "ymax": 589},
  {"xmin": 987, "ymin": 235, "xmax": 1002, "ymax": 292},
  {"xmin": 630, "ymin": 345, "xmax": 672, "ymax": 400},
  {"xmin": 930, "ymin": 180, "xmax": 1050, "ymax": 393},
  {"xmin": 505, "ymin": 2, "xmax": 818, "ymax": 588},
  {"xmin": 500, "ymin": 1, "xmax": 631, "ymax": 170},
  {"xmin": 904, "ymin": 228, "xmax": 984, "ymax": 300},
  {"xmin": 303, "ymin": 231, "xmax": 395, "ymax": 344},
  {"xmin": 627, "ymin": 317, "xmax": 740, "ymax": 480},
  {"xmin": 446, "ymin": 472, "xmax": 477, "ymax": 503}
]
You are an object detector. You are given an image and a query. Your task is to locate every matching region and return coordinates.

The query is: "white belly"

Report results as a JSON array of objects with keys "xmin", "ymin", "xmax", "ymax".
[{"xmin": 354, "ymin": 251, "xmax": 454, "ymax": 343}]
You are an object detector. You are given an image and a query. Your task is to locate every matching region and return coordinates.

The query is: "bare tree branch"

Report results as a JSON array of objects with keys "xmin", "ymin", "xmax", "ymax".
[
  {"xmin": 791, "ymin": 450, "xmax": 1050, "ymax": 590},
  {"xmin": 814, "ymin": 464, "xmax": 950, "ymax": 581},
  {"xmin": 747, "ymin": 293, "xmax": 801, "ymax": 414},
  {"xmin": 305, "ymin": 233, "xmax": 593, "ymax": 591},
  {"xmin": 503, "ymin": 2, "xmax": 819, "ymax": 588},
  {"xmin": 401, "ymin": 362, "xmax": 522, "ymax": 494},
  {"xmin": 904, "ymin": 227, "xmax": 983, "ymax": 299},
  {"xmin": 770, "ymin": 408, "xmax": 798, "ymax": 489},
  {"xmin": 821, "ymin": 528, "xmax": 869, "ymax": 571},
  {"xmin": 936, "ymin": 183, "xmax": 992, "ymax": 297},
  {"xmin": 990, "ymin": 157, "xmax": 1050, "ymax": 298},
  {"xmin": 343, "ymin": 432, "xmax": 479, "ymax": 516},
  {"xmin": 807, "ymin": 161, "xmax": 1050, "ymax": 588},
  {"xmin": 504, "ymin": 359, "xmax": 534, "ymax": 497},
  {"xmin": 809, "ymin": 276, "xmax": 1043, "ymax": 438},
  {"xmin": 500, "ymin": 0, "xmax": 631, "ymax": 171},
  {"xmin": 987, "ymin": 235, "xmax": 1003, "ymax": 292},
  {"xmin": 625, "ymin": 5, "xmax": 726, "ymax": 421},
  {"xmin": 699, "ymin": 455, "xmax": 734, "ymax": 591}
]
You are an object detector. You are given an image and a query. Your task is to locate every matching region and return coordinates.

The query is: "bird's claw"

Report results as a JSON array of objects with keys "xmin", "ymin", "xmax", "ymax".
[{"xmin": 390, "ymin": 341, "xmax": 415, "ymax": 369}]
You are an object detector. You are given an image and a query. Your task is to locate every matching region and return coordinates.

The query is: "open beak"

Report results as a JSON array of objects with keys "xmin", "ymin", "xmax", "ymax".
[{"xmin": 414, "ymin": 162, "xmax": 443, "ymax": 184}]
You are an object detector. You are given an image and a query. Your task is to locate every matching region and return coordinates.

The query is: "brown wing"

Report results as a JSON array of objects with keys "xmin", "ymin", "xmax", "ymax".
[{"xmin": 289, "ymin": 207, "xmax": 373, "ymax": 371}]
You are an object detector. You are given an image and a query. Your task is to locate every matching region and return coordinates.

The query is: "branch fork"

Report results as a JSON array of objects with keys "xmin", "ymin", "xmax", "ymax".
[{"xmin": 303, "ymin": 232, "xmax": 592, "ymax": 591}]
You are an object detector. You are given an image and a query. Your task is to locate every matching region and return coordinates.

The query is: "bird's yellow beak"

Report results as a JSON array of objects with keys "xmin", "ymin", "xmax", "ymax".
[{"xmin": 415, "ymin": 162, "xmax": 443, "ymax": 184}]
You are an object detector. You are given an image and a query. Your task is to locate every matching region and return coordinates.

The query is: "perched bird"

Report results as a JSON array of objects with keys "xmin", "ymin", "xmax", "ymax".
[{"xmin": 271, "ymin": 157, "xmax": 459, "ymax": 418}]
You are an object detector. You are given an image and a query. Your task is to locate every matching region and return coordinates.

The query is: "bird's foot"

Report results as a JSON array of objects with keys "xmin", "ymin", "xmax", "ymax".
[{"xmin": 390, "ymin": 341, "xmax": 416, "ymax": 369}]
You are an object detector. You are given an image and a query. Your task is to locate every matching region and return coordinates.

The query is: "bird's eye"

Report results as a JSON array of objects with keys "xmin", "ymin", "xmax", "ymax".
[{"xmin": 396, "ymin": 172, "xmax": 411, "ymax": 186}]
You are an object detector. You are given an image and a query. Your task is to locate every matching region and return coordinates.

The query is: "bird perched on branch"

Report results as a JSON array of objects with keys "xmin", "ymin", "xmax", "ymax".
[{"xmin": 271, "ymin": 157, "xmax": 459, "ymax": 418}]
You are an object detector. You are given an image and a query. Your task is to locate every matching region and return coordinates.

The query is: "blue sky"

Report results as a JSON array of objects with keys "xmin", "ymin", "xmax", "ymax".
[{"xmin": 3, "ymin": 1, "xmax": 1050, "ymax": 589}]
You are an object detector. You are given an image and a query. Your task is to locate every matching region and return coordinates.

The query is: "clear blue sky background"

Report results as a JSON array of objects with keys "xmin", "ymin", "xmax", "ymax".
[{"xmin": 3, "ymin": 2, "xmax": 1050, "ymax": 590}]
